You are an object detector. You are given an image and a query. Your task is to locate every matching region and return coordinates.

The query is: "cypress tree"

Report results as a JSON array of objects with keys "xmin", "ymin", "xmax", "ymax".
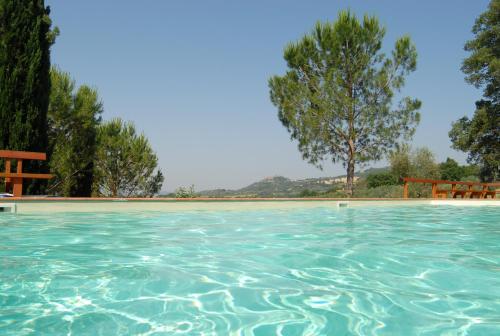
[{"xmin": 0, "ymin": 0, "xmax": 57, "ymax": 192}]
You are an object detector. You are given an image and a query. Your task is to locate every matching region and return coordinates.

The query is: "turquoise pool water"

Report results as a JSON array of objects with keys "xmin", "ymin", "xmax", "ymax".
[{"xmin": 0, "ymin": 204, "xmax": 499, "ymax": 335}]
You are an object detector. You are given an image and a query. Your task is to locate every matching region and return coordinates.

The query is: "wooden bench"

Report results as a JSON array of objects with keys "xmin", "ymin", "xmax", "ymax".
[
  {"xmin": 0, "ymin": 150, "xmax": 53, "ymax": 197},
  {"xmin": 403, "ymin": 177, "xmax": 499, "ymax": 199}
]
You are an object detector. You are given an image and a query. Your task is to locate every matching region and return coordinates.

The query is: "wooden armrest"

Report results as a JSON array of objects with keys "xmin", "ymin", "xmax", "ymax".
[
  {"xmin": 0, "ymin": 172, "xmax": 53, "ymax": 179},
  {"xmin": 0, "ymin": 150, "xmax": 46, "ymax": 160}
]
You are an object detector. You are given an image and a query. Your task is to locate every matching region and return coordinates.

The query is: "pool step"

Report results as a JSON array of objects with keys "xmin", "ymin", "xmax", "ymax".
[{"xmin": 0, "ymin": 203, "xmax": 17, "ymax": 213}]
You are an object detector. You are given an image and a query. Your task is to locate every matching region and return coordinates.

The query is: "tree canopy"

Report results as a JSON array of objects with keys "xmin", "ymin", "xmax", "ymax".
[
  {"xmin": 387, "ymin": 146, "xmax": 439, "ymax": 197},
  {"xmin": 461, "ymin": 0, "xmax": 499, "ymax": 102},
  {"xmin": 439, "ymin": 158, "xmax": 463, "ymax": 181},
  {"xmin": 389, "ymin": 146, "xmax": 440, "ymax": 182},
  {"xmin": 439, "ymin": 157, "xmax": 479, "ymax": 181},
  {"xmin": 450, "ymin": 0, "xmax": 499, "ymax": 182},
  {"xmin": 366, "ymin": 172, "xmax": 398, "ymax": 189},
  {"xmin": 93, "ymin": 118, "xmax": 164, "ymax": 197},
  {"xmin": 269, "ymin": 10, "xmax": 421, "ymax": 195},
  {"xmin": 47, "ymin": 67, "xmax": 102, "ymax": 196},
  {"xmin": 0, "ymin": 0, "xmax": 57, "ymax": 152}
]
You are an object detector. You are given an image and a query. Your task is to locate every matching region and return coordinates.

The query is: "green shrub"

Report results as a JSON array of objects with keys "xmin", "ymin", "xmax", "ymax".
[
  {"xmin": 461, "ymin": 165, "xmax": 480, "ymax": 179},
  {"xmin": 366, "ymin": 172, "xmax": 398, "ymax": 188},
  {"xmin": 439, "ymin": 158, "xmax": 463, "ymax": 180},
  {"xmin": 439, "ymin": 158, "xmax": 480, "ymax": 181},
  {"xmin": 354, "ymin": 185, "xmax": 403, "ymax": 198},
  {"xmin": 407, "ymin": 183, "xmax": 433, "ymax": 198},
  {"xmin": 461, "ymin": 175, "xmax": 480, "ymax": 182},
  {"xmin": 299, "ymin": 189, "xmax": 319, "ymax": 197},
  {"xmin": 175, "ymin": 185, "xmax": 196, "ymax": 198},
  {"xmin": 389, "ymin": 146, "xmax": 440, "ymax": 182}
]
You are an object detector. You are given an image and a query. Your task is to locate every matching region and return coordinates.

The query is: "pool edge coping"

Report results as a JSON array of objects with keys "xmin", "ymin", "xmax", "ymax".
[
  {"xmin": 2, "ymin": 198, "xmax": 498, "ymax": 214},
  {"xmin": 2, "ymin": 197, "xmax": 499, "ymax": 202}
]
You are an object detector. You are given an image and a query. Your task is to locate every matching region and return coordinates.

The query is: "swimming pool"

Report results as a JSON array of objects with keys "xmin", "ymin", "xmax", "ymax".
[{"xmin": 1, "ymin": 202, "xmax": 499, "ymax": 335}]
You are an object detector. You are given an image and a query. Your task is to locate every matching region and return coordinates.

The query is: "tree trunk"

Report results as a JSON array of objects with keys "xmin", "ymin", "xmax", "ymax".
[
  {"xmin": 346, "ymin": 139, "xmax": 355, "ymax": 197},
  {"xmin": 346, "ymin": 155, "xmax": 355, "ymax": 197}
]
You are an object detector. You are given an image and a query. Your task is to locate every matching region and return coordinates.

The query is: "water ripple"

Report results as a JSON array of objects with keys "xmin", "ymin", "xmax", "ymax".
[{"xmin": 0, "ymin": 205, "xmax": 499, "ymax": 335}]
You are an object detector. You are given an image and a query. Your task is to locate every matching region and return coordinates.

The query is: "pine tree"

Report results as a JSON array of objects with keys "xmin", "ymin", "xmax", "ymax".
[
  {"xmin": 47, "ymin": 68, "xmax": 102, "ymax": 197},
  {"xmin": 450, "ymin": 0, "xmax": 500, "ymax": 181},
  {"xmin": 269, "ymin": 11, "xmax": 421, "ymax": 196},
  {"xmin": 93, "ymin": 119, "xmax": 164, "ymax": 197}
]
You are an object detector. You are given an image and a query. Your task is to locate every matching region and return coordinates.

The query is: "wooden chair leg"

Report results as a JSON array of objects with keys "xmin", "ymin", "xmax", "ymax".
[
  {"xmin": 431, "ymin": 183, "xmax": 437, "ymax": 198},
  {"xmin": 12, "ymin": 178, "xmax": 23, "ymax": 197},
  {"xmin": 4, "ymin": 159, "xmax": 11, "ymax": 193},
  {"xmin": 481, "ymin": 186, "xmax": 487, "ymax": 199},
  {"xmin": 5, "ymin": 180, "xmax": 12, "ymax": 193}
]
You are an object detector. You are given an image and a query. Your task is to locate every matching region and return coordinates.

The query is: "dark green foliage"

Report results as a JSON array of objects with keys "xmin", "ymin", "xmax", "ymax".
[
  {"xmin": 450, "ymin": 0, "xmax": 500, "ymax": 182},
  {"xmin": 353, "ymin": 185, "xmax": 403, "ymax": 198},
  {"xmin": 461, "ymin": 164, "xmax": 480, "ymax": 179},
  {"xmin": 461, "ymin": 0, "xmax": 499, "ymax": 102},
  {"xmin": 438, "ymin": 158, "xmax": 479, "ymax": 181},
  {"xmin": 439, "ymin": 158, "xmax": 463, "ymax": 181},
  {"xmin": 269, "ymin": 10, "xmax": 421, "ymax": 196},
  {"xmin": 299, "ymin": 189, "xmax": 319, "ymax": 197},
  {"xmin": 93, "ymin": 118, "xmax": 164, "ymax": 197},
  {"xmin": 47, "ymin": 68, "xmax": 102, "ymax": 196},
  {"xmin": 366, "ymin": 172, "xmax": 398, "ymax": 188},
  {"xmin": 450, "ymin": 102, "xmax": 499, "ymax": 181},
  {"xmin": 0, "ymin": 0, "xmax": 57, "ymax": 161}
]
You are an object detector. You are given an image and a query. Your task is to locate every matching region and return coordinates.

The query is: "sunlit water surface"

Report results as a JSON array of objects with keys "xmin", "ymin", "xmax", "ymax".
[{"xmin": 1, "ymin": 205, "xmax": 499, "ymax": 335}]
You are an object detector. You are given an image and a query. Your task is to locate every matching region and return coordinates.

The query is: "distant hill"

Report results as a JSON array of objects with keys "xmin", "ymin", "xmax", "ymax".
[
  {"xmin": 199, "ymin": 176, "xmax": 341, "ymax": 197},
  {"xmin": 198, "ymin": 167, "xmax": 389, "ymax": 197},
  {"xmin": 357, "ymin": 166, "xmax": 390, "ymax": 177}
]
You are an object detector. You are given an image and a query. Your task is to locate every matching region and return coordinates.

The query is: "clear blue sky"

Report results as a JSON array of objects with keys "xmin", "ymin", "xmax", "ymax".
[{"xmin": 46, "ymin": 0, "xmax": 488, "ymax": 191}]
